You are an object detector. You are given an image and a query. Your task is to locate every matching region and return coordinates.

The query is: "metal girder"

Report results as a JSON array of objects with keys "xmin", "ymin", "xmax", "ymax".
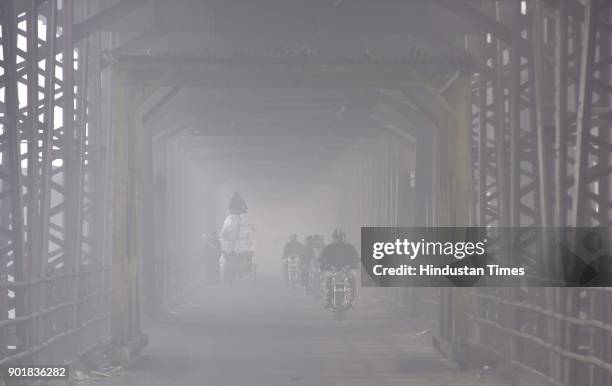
[
  {"xmin": 110, "ymin": 53, "xmax": 469, "ymax": 72},
  {"xmin": 198, "ymin": 161, "xmax": 343, "ymax": 184},
  {"xmin": 110, "ymin": 28, "xmax": 163, "ymax": 55},
  {"xmin": 468, "ymin": 0, "xmax": 543, "ymax": 231},
  {"xmin": 184, "ymin": 142, "xmax": 369, "ymax": 159},
  {"xmin": 154, "ymin": 119, "xmax": 382, "ymax": 138},
  {"xmin": 107, "ymin": 54, "xmax": 468, "ymax": 89},
  {"xmin": 3, "ymin": 1, "xmax": 612, "ymax": 384},
  {"xmin": 144, "ymin": 92, "xmax": 383, "ymax": 138},
  {"xmin": 73, "ymin": 0, "xmax": 151, "ymax": 42},
  {"xmin": 544, "ymin": 0, "xmax": 585, "ymax": 21},
  {"xmin": 458, "ymin": 2, "xmax": 612, "ymax": 385},
  {"xmin": 152, "ymin": 106, "xmax": 371, "ymax": 126},
  {"xmin": 434, "ymin": 0, "xmax": 517, "ymax": 48},
  {"xmin": 0, "ymin": 0, "xmax": 27, "ymax": 355},
  {"xmin": 0, "ymin": 0, "xmax": 113, "ymax": 367},
  {"xmin": 142, "ymin": 86, "xmax": 182, "ymax": 123},
  {"xmin": 573, "ymin": 0, "xmax": 612, "ymax": 228},
  {"xmin": 145, "ymin": 96, "xmax": 370, "ymax": 116},
  {"xmin": 146, "ymin": 101, "xmax": 382, "ymax": 137},
  {"xmin": 110, "ymin": 72, "xmax": 147, "ymax": 363},
  {"xmin": 180, "ymin": 134, "xmax": 377, "ymax": 146},
  {"xmin": 377, "ymin": 91, "xmax": 430, "ymax": 134},
  {"xmin": 467, "ymin": 4, "xmax": 548, "ymax": 372}
]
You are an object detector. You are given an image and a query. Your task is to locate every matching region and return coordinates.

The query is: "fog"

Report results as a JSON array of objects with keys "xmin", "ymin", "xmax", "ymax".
[
  {"xmin": 1, "ymin": 1, "xmax": 608, "ymax": 386},
  {"xmin": 214, "ymin": 179, "xmax": 342, "ymax": 275}
]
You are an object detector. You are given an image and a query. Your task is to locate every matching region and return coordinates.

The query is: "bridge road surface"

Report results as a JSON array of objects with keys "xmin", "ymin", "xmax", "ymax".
[{"xmin": 85, "ymin": 277, "xmax": 511, "ymax": 386}]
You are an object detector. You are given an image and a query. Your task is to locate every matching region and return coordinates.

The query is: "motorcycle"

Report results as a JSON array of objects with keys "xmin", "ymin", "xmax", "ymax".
[
  {"xmin": 328, "ymin": 267, "xmax": 353, "ymax": 321},
  {"xmin": 223, "ymin": 251, "xmax": 256, "ymax": 286},
  {"xmin": 286, "ymin": 255, "xmax": 300, "ymax": 289},
  {"xmin": 309, "ymin": 262, "xmax": 322, "ymax": 299}
]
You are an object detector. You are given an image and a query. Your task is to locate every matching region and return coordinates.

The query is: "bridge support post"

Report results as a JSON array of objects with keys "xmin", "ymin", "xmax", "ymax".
[
  {"xmin": 110, "ymin": 70, "xmax": 148, "ymax": 364},
  {"xmin": 424, "ymin": 73, "xmax": 480, "ymax": 367}
]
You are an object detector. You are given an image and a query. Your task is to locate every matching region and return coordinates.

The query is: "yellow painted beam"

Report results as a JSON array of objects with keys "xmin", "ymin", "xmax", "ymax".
[
  {"xmin": 428, "ymin": 73, "xmax": 476, "ymax": 361},
  {"xmin": 110, "ymin": 70, "xmax": 146, "ymax": 364}
]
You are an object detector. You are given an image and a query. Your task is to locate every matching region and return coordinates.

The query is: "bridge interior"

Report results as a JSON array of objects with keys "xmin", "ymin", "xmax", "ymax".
[{"xmin": 1, "ymin": 0, "xmax": 612, "ymax": 385}]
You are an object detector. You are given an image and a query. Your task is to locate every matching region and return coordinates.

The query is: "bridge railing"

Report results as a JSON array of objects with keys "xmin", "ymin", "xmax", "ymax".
[{"xmin": 467, "ymin": 287, "xmax": 612, "ymax": 385}]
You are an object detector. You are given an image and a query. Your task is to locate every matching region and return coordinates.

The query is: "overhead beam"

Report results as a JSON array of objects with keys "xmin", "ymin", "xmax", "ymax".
[
  {"xmin": 433, "ymin": 0, "xmax": 514, "ymax": 44},
  {"xmin": 184, "ymin": 143, "xmax": 368, "ymax": 157},
  {"xmin": 111, "ymin": 54, "xmax": 468, "ymax": 70},
  {"xmin": 543, "ymin": 0, "xmax": 584, "ymax": 21},
  {"xmin": 111, "ymin": 28, "xmax": 163, "ymax": 54},
  {"xmin": 432, "ymin": 0, "xmax": 528, "ymax": 58},
  {"xmin": 142, "ymin": 86, "xmax": 182, "ymax": 123},
  {"xmin": 190, "ymin": 155, "xmax": 363, "ymax": 164},
  {"xmin": 73, "ymin": 0, "xmax": 151, "ymax": 42},
  {"xmin": 180, "ymin": 135, "xmax": 376, "ymax": 146},
  {"xmin": 109, "ymin": 54, "xmax": 469, "ymax": 89}
]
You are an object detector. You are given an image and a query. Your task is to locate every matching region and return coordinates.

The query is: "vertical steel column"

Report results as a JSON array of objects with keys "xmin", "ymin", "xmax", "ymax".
[
  {"xmin": 555, "ymin": 0, "xmax": 569, "ymax": 227},
  {"xmin": 384, "ymin": 141, "xmax": 391, "ymax": 225},
  {"xmin": 25, "ymin": 1, "xmax": 40, "ymax": 331},
  {"xmin": 152, "ymin": 137, "xmax": 167, "ymax": 314},
  {"xmin": 37, "ymin": 0, "xmax": 58, "ymax": 362},
  {"xmin": 531, "ymin": 3, "xmax": 561, "ymax": 378},
  {"xmin": 23, "ymin": 0, "xmax": 46, "ymax": 360},
  {"xmin": 574, "ymin": 0, "xmax": 612, "ymax": 226},
  {"xmin": 414, "ymin": 120, "xmax": 434, "ymax": 226},
  {"xmin": 110, "ymin": 69, "xmax": 132, "ymax": 362},
  {"xmin": 141, "ymin": 121, "xmax": 156, "ymax": 315},
  {"xmin": 573, "ymin": 2, "xmax": 612, "ymax": 384},
  {"xmin": 61, "ymin": 0, "xmax": 83, "ymax": 359},
  {"xmin": 531, "ymin": 0, "xmax": 554, "ymax": 231},
  {"xmin": 166, "ymin": 136, "xmax": 179, "ymax": 301},
  {"xmin": 508, "ymin": 0, "xmax": 521, "ymax": 228},
  {"xmin": 572, "ymin": 0, "xmax": 597, "ymax": 228},
  {"xmin": 82, "ymin": 0, "xmax": 112, "ymax": 356},
  {"xmin": 368, "ymin": 153, "xmax": 375, "ymax": 225},
  {"xmin": 504, "ymin": 3, "xmax": 522, "ymax": 368},
  {"xmin": 110, "ymin": 71, "xmax": 145, "ymax": 364},
  {"xmin": 73, "ymin": 0, "xmax": 92, "ymax": 356},
  {"xmin": 476, "ymin": 63, "xmax": 488, "ymax": 227},
  {"xmin": 493, "ymin": 2, "xmax": 509, "ymax": 227},
  {"xmin": 393, "ymin": 142, "xmax": 400, "ymax": 227},
  {"xmin": 428, "ymin": 73, "xmax": 474, "ymax": 354},
  {"xmin": 358, "ymin": 161, "xmax": 364, "ymax": 226},
  {"xmin": 367, "ymin": 151, "xmax": 374, "ymax": 226},
  {"xmin": 0, "ymin": 0, "xmax": 27, "ymax": 354}
]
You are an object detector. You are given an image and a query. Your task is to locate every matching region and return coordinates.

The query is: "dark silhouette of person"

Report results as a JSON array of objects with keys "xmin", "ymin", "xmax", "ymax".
[
  {"xmin": 282, "ymin": 234, "xmax": 304, "ymax": 281},
  {"xmin": 228, "ymin": 191, "xmax": 247, "ymax": 214},
  {"xmin": 319, "ymin": 229, "xmax": 359, "ymax": 271},
  {"xmin": 319, "ymin": 229, "xmax": 359, "ymax": 308}
]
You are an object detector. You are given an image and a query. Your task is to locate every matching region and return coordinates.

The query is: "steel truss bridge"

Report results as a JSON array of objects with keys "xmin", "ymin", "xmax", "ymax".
[{"xmin": 0, "ymin": 0, "xmax": 612, "ymax": 385}]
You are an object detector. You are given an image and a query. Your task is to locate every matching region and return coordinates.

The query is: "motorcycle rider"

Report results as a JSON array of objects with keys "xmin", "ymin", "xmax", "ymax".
[
  {"xmin": 319, "ymin": 229, "xmax": 359, "ymax": 308},
  {"xmin": 282, "ymin": 234, "xmax": 304, "ymax": 281}
]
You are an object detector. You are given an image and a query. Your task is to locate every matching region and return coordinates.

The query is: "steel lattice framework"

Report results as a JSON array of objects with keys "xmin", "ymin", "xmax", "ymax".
[
  {"xmin": 432, "ymin": 1, "xmax": 612, "ymax": 385},
  {"xmin": 0, "ymin": 0, "xmax": 112, "ymax": 366},
  {"xmin": 1, "ymin": 0, "xmax": 612, "ymax": 385}
]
